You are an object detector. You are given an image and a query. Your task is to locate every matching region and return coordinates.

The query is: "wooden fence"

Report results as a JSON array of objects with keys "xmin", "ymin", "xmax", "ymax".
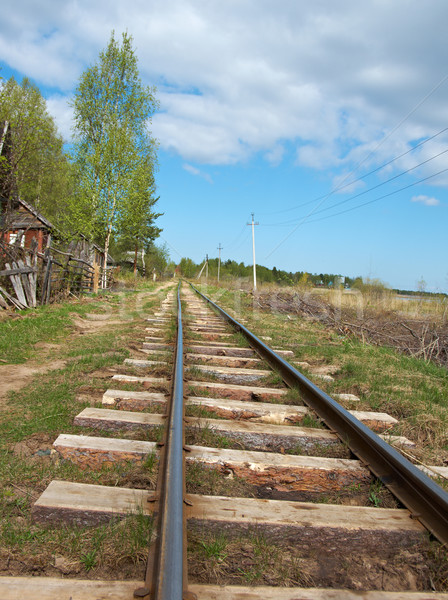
[{"xmin": 0, "ymin": 241, "xmax": 113, "ymax": 310}]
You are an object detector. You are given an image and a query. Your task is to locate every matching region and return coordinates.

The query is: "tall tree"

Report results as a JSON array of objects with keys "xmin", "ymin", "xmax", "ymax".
[
  {"xmin": 145, "ymin": 242, "xmax": 170, "ymax": 277},
  {"xmin": 0, "ymin": 76, "xmax": 72, "ymax": 227},
  {"xmin": 116, "ymin": 156, "xmax": 162, "ymax": 273},
  {"xmin": 72, "ymin": 31, "xmax": 159, "ymax": 282}
]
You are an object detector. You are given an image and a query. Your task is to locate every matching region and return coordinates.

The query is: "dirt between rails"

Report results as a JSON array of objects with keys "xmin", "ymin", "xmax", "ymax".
[
  {"xmin": 0, "ymin": 538, "xmax": 147, "ymax": 582},
  {"xmin": 187, "ymin": 520, "xmax": 445, "ymax": 591},
  {"xmin": 252, "ymin": 289, "xmax": 448, "ymax": 368}
]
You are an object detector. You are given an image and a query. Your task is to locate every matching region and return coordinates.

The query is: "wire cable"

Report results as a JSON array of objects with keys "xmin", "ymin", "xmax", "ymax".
[
  {"xmin": 159, "ymin": 236, "xmax": 183, "ymax": 259},
  {"xmin": 232, "ymin": 228, "xmax": 251, "ymax": 253},
  {"xmin": 262, "ymin": 147, "xmax": 448, "ymax": 226},
  {"xmin": 303, "ymin": 166, "xmax": 448, "ymax": 225},
  {"xmin": 260, "ymin": 126, "xmax": 448, "ymax": 217},
  {"xmin": 223, "ymin": 223, "xmax": 247, "ymax": 252},
  {"xmin": 264, "ymin": 72, "xmax": 448, "ymax": 258},
  {"xmin": 265, "ymin": 164, "xmax": 448, "ymax": 258}
]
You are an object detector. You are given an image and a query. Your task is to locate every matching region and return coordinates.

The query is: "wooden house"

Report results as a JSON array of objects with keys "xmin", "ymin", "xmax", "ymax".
[
  {"xmin": 1, "ymin": 196, "xmax": 54, "ymax": 253},
  {"xmin": 65, "ymin": 235, "xmax": 115, "ymax": 268},
  {"xmin": 1, "ymin": 120, "xmax": 53, "ymax": 253}
]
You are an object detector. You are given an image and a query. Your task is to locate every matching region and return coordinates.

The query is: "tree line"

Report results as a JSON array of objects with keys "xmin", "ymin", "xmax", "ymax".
[
  {"xmin": 179, "ymin": 259, "xmax": 446, "ymax": 297},
  {"xmin": 178, "ymin": 256, "xmax": 360, "ymax": 288},
  {"xmin": 0, "ymin": 31, "xmax": 162, "ymax": 274}
]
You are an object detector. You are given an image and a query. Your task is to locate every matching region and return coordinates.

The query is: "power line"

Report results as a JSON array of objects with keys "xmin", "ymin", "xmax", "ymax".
[
  {"xmin": 261, "ymin": 126, "xmax": 448, "ymax": 217},
  {"xmin": 223, "ymin": 223, "xmax": 246, "ymax": 251},
  {"xmin": 264, "ymin": 72, "xmax": 448, "ymax": 258},
  {"xmin": 312, "ymin": 148, "xmax": 448, "ymax": 218},
  {"xmin": 262, "ymin": 147, "xmax": 448, "ymax": 226},
  {"xmin": 303, "ymin": 166, "xmax": 448, "ymax": 225},
  {"xmin": 324, "ymin": 71, "xmax": 448, "ymax": 207},
  {"xmin": 159, "ymin": 236, "xmax": 183, "ymax": 258},
  {"xmin": 231, "ymin": 228, "xmax": 251, "ymax": 253}
]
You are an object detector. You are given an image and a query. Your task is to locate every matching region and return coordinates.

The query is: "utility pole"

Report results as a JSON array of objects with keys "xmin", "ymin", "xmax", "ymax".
[
  {"xmin": 205, "ymin": 254, "xmax": 209, "ymax": 282},
  {"xmin": 196, "ymin": 259, "xmax": 206, "ymax": 279},
  {"xmin": 247, "ymin": 213, "xmax": 259, "ymax": 290},
  {"xmin": 217, "ymin": 244, "xmax": 223, "ymax": 282}
]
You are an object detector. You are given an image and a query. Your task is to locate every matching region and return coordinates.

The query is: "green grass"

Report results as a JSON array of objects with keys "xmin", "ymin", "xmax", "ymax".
[
  {"xmin": 186, "ymin": 461, "xmax": 254, "ymax": 497},
  {"xmin": 0, "ymin": 281, "xmax": 168, "ymax": 365},
  {"xmin": 188, "ymin": 525, "xmax": 310, "ymax": 587},
  {"xmin": 0, "ymin": 331, "xmax": 131, "ymax": 443},
  {"xmin": 186, "ymin": 404, "xmax": 221, "ymax": 420},
  {"xmin": 0, "ymin": 508, "xmax": 154, "ymax": 575},
  {"xmin": 204, "ymin": 283, "xmax": 448, "ymax": 465},
  {"xmin": 80, "ymin": 549, "xmax": 97, "ymax": 571},
  {"xmin": 185, "ymin": 422, "xmax": 230, "ymax": 449},
  {"xmin": 0, "ymin": 282, "xmax": 174, "ymax": 578},
  {"xmin": 200, "ymin": 533, "xmax": 228, "ymax": 560},
  {"xmin": 301, "ymin": 413, "xmax": 324, "ymax": 429},
  {"xmin": 0, "ymin": 301, "xmax": 92, "ymax": 363}
]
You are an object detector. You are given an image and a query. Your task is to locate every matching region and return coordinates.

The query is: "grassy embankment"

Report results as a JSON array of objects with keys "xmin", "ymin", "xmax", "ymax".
[
  {"xmin": 198, "ymin": 282, "xmax": 448, "ymax": 468},
  {"xmin": 0, "ymin": 279, "xmax": 174, "ymax": 578},
  {"xmin": 184, "ymin": 280, "xmax": 448, "ymax": 589}
]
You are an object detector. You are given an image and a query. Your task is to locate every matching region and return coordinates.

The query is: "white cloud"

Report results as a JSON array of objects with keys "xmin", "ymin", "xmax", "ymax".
[
  {"xmin": 411, "ymin": 195, "xmax": 440, "ymax": 207},
  {"xmin": 331, "ymin": 172, "xmax": 366, "ymax": 195},
  {"xmin": 45, "ymin": 94, "xmax": 73, "ymax": 142},
  {"xmin": 182, "ymin": 163, "xmax": 213, "ymax": 183},
  {"xmin": 265, "ymin": 145, "xmax": 285, "ymax": 167},
  {"xmin": 183, "ymin": 164, "xmax": 200, "ymax": 176},
  {"xmin": 2, "ymin": 0, "xmax": 448, "ymax": 176}
]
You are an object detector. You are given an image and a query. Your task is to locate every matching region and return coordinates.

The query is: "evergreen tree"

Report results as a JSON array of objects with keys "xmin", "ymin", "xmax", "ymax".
[{"xmin": 116, "ymin": 157, "xmax": 162, "ymax": 273}]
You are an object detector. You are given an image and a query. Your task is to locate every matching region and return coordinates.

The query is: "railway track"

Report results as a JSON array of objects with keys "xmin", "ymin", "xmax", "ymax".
[{"xmin": 2, "ymin": 281, "xmax": 448, "ymax": 599}]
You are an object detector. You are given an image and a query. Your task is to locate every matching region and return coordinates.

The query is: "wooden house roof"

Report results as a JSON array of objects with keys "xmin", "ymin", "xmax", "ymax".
[{"xmin": 1, "ymin": 197, "xmax": 54, "ymax": 231}]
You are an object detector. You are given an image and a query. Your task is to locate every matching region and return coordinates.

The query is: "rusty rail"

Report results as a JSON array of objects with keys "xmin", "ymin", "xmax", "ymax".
[{"xmin": 190, "ymin": 282, "xmax": 448, "ymax": 547}]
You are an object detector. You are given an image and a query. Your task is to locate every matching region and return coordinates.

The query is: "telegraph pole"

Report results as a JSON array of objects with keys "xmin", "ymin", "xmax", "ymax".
[
  {"xmin": 247, "ymin": 213, "xmax": 259, "ymax": 290},
  {"xmin": 205, "ymin": 254, "xmax": 209, "ymax": 282},
  {"xmin": 217, "ymin": 244, "xmax": 223, "ymax": 282},
  {"xmin": 196, "ymin": 259, "xmax": 207, "ymax": 279}
]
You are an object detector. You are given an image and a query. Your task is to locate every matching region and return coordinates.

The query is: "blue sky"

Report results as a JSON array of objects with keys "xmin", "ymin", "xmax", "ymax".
[{"xmin": 1, "ymin": 0, "xmax": 448, "ymax": 291}]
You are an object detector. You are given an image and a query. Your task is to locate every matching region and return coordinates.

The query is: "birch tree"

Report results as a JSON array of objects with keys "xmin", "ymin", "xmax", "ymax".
[
  {"xmin": 0, "ymin": 77, "xmax": 71, "ymax": 223},
  {"xmin": 72, "ymin": 31, "xmax": 159, "ymax": 283}
]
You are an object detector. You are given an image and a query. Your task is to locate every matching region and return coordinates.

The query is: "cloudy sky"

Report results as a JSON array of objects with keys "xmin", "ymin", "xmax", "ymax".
[{"xmin": 1, "ymin": 0, "xmax": 448, "ymax": 291}]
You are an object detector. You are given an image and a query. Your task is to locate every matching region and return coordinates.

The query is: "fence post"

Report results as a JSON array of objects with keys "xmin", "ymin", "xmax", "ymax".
[
  {"xmin": 41, "ymin": 249, "xmax": 52, "ymax": 305},
  {"xmin": 93, "ymin": 263, "xmax": 100, "ymax": 294}
]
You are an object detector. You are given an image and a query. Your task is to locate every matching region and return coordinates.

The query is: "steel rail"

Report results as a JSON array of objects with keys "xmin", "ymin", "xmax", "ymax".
[
  {"xmin": 136, "ymin": 282, "xmax": 192, "ymax": 600},
  {"xmin": 154, "ymin": 282, "xmax": 185, "ymax": 600},
  {"xmin": 190, "ymin": 282, "xmax": 448, "ymax": 547}
]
